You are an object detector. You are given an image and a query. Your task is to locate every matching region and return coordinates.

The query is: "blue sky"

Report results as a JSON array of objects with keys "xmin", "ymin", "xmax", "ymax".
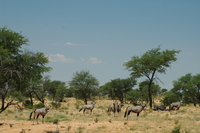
[{"xmin": 1, "ymin": 0, "xmax": 199, "ymax": 90}]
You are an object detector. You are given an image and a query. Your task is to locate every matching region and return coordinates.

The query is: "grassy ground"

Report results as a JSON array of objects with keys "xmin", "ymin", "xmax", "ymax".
[{"xmin": 0, "ymin": 98, "xmax": 200, "ymax": 133}]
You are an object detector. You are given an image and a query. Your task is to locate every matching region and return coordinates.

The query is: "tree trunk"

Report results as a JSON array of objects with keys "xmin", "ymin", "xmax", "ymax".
[
  {"xmin": 148, "ymin": 85, "xmax": 153, "ymax": 109},
  {"xmin": 32, "ymin": 90, "xmax": 45, "ymax": 106},
  {"xmin": 1, "ymin": 96, "xmax": 5, "ymax": 111},
  {"xmin": 29, "ymin": 91, "xmax": 33, "ymax": 106},
  {"xmin": 84, "ymin": 97, "xmax": 87, "ymax": 104}
]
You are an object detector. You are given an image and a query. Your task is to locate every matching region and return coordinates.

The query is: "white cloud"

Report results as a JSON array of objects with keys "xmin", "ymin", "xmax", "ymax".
[
  {"xmin": 48, "ymin": 54, "xmax": 73, "ymax": 63},
  {"xmin": 66, "ymin": 42, "xmax": 80, "ymax": 46},
  {"xmin": 65, "ymin": 42, "xmax": 88, "ymax": 46},
  {"xmin": 88, "ymin": 57, "xmax": 103, "ymax": 64},
  {"xmin": 47, "ymin": 54, "xmax": 103, "ymax": 64}
]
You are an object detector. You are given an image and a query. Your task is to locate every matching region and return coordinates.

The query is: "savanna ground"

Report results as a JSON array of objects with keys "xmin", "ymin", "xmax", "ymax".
[{"xmin": 0, "ymin": 98, "xmax": 200, "ymax": 133}]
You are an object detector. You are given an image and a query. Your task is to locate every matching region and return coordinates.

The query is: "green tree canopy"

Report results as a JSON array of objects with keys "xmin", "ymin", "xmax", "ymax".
[
  {"xmin": 124, "ymin": 47, "xmax": 180, "ymax": 108},
  {"xmin": 48, "ymin": 80, "xmax": 68, "ymax": 102},
  {"xmin": 100, "ymin": 77, "xmax": 136, "ymax": 103},
  {"xmin": 172, "ymin": 73, "xmax": 200, "ymax": 106},
  {"xmin": 69, "ymin": 70, "xmax": 99, "ymax": 104},
  {"xmin": 0, "ymin": 27, "xmax": 51, "ymax": 113},
  {"xmin": 161, "ymin": 90, "xmax": 180, "ymax": 105}
]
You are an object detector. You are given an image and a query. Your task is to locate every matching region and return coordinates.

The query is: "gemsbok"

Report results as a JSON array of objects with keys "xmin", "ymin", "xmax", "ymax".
[
  {"xmin": 29, "ymin": 106, "xmax": 50, "ymax": 124},
  {"xmin": 108, "ymin": 102, "xmax": 124, "ymax": 116},
  {"xmin": 79, "ymin": 102, "xmax": 96, "ymax": 116},
  {"xmin": 169, "ymin": 101, "xmax": 182, "ymax": 113},
  {"xmin": 124, "ymin": 104, "xmax": 146, "ymax": 120}
]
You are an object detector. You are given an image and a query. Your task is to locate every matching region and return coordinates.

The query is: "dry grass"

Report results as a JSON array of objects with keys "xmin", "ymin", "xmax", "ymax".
[{"xmin": 0, "ymin": 98, "xmax": 200, "ymax": 133}]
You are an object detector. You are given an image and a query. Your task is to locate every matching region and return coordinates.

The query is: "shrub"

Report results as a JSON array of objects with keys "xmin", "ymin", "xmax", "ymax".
[
  {"xmin": 51, "ymin": 102, "xmax": 61, "ymax": 109},
  {"xmin": 24, "ymin": 100, "xmax": 32, "ymax": 107},
  {"xmin": 174, "ymin": 119, "xmax": 179, "ymax": 125},
  {"xmin": 34, "ymin": 103, "xmax": 44, "ymax": 108},
  {"xmin": 94, "ymin": 117, "xmax": 99, "ymax": 123},
  {"xmin": 171, "ymin": 125, "xmax": 181, "ymax": 133},
  {"xmin": 77, "ymin": 127, "xmax": 85, "ymax": 133}
]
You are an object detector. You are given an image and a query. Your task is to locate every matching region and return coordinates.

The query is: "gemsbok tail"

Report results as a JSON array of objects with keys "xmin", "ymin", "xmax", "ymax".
[
  {"xmin": 79, "ymin": 107, "xmax": 83, "ymax": 112},
  {"xmin": 107, "ymin": 106, "xmax": 110, "ymax": 112},
  {"xmin": 29, "ymin": 109, "xmax": 35, "ymax": 119},
  {"xmin": 124, "ymin": 106, "xmax": 129, "ymax": 118}
]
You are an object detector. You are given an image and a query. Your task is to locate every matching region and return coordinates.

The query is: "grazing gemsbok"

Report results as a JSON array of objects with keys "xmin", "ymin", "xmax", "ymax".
[
  {"xmin": 79, "ymin": 102, "xmax": 96, "ymax": 116},
  {"xmin": 124, "ymin": 104, "xmax": 146, "ymax": 120},
  {"xmin": 153, "ymin": 105, "xmax": 167, "ymax": 111},
  {"xmin": 169, "ymin": 101, "xmax": 182, "ymax": 112},
  {"xmin": 108, "ymin": 102, "xmax": 124, "ymax": 116},
  {"xmin": 29, "ymin": 106, "xmax": 50, "ymax": 124}
]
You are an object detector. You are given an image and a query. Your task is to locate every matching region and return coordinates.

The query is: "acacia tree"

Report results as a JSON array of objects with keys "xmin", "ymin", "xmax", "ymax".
[
  {"xmin": 0, "ymin": 27, "xmax": 51, "ymax": 113},
  {"xmin": 172, "ymin": 73, "xmax": 200, "ymax": 106},
  {"xmin": 124, "ymin": 47, "xmax": 180, "ymax": 108},
  {"xmin": 100, "ymin": 77, "xmax": 136, "ymax": 103},
  {"xmin": 48, "ymin": 80, "xmax": 68, "ymax": 102},
  {"xmin": 69, "ymin": 70, "xmax": 99, "ymax": 104}
]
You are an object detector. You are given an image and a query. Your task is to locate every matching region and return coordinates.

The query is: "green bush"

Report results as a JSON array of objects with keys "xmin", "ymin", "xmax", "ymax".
[
  {"xmin": 51, "ymin": 102, "xmax": 61, "ymax": 109},
  {"xmin": 171, "ymin": 125, "xmax": 181, "ymax": 133}
]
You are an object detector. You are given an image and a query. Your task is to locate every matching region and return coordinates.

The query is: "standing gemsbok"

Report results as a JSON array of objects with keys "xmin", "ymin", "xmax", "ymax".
[
  {"xmin": 79, "ymin": 102, "xmax": 96, "ymax": 116},
  {"xmin": 108, "ymin": 102, "xmax": 124, "ymax": 116},
  {"xmin": 124, "ymin": 104, "xmax": 146, "ymax": 120},
  {"xmin": 169, "ymin": 101, "xmax": 182, "ymax": 112},
  {"xmin": 29, "ymin": 106, "xmax": 50, "ymax": 124}
]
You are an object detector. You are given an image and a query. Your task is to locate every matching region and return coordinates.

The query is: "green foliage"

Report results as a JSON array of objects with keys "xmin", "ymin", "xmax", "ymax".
[
  {"xmin": 77, "ymin": 126, "xmax": 85, "ymax": 133},
  {"xmin": 48, "ymin": 80, "xmax": 68, "ymax": 101},
  {"xmin": 124, "ymin": 47, "xmax": 180, "ymax": 108},
  {"xmin": 100, "ymin": 77, "xmax": 136, "ymax": 102},
  {"xmin": 11, "ymin": 91, "xmax": 25, "ymax": 102},
  {"xmin": 33, "ymin": 103, "xmax": 44, "ymax": 108},
  {"xmin": 0, "ymin": 27, "xmax": 51, "ymax": 113},
  {"xmin": 171, "ymin": 125, "xmax": 181, "ymax": 133},
  {"xmin": 172, "ymin": 73, "xmax": 200, "ymax": 106},
  {"xmin": 161, "ymin": 91, "xmax": 180, "ymax": 105},
  {"xmin": 69, "ymin": 70, "xmax": 99, "ymax": 104},
  {"xmin": 24, "ymin": 100, "xmax": 32, "ymax": 108},
  {"xmin": 138, "ymin": 81, "xmax": 161, "ymax": 103},
  {"xmin": 94, "ymin": 117, "xmax": 99, "ymax": 123},
  {"xmin": 126, "ymin": 89, "xmax": 141, "ymax": 105},
  {"xmin": 51, "ymin": 102, "xmax": 61, "ymax": 109}
]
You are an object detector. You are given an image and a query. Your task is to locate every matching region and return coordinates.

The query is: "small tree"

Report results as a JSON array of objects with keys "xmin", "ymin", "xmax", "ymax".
[
  {"xmin": 69, "ymin": 70, "xmax": 99, "ymax": 104},
  {"xmin": 101, "ymin": 78, "xmax": 136, "ymax": 103},
  {"xmin": 126, "ymin": 89, "xmax": 141, "ymax": 105},
  {"xmin": 124, "ymin": 47, "xmax": 180, "ymax": 108},
  {"xmin": 48, "ymin": 80, "xmax": 67, "ymax": 101},
  {"xmin": 161, "ymin": 90, "xmax": 180, "ymax": 105}
]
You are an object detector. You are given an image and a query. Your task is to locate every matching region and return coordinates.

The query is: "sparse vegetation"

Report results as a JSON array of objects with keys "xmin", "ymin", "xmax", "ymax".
[{"xmin": 0, "ymin": 98, "xmax": 200, "ymax": 133}]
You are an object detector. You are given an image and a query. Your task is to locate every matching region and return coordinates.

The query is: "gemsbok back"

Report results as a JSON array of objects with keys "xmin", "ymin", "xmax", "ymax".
[
  {"xmin": 124, "ymin": 104, "xmax": 146, "ymax": 120},
  {"xmin": 169, "ymin": 101, "xmax": 182, "ymax": 113},
  {"xmin": 29, "ymin": 106, "xmax": 50, "ymax": 124},
  {"xmin": 79, "ymin": 102, "xmax": 96, "ymax": 116}
]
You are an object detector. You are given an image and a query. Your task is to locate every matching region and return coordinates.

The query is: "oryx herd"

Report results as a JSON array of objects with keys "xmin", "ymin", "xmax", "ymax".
[{"xmin": 29, "ymin": 101, "xmax": 183, "ymax": 124}]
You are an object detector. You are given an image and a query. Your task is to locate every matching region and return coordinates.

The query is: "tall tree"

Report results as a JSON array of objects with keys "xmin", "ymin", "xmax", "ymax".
[
  {"xmin": 124, "ymin": 47, "xmax": 180, "ymax": 108},
  {"xmin": 0, "ymin": 27, "xmax": 51, "ymax": 113},
  {"xmin": 69, "ymin": 70, "xmax": 99, "ymax": 104}
]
